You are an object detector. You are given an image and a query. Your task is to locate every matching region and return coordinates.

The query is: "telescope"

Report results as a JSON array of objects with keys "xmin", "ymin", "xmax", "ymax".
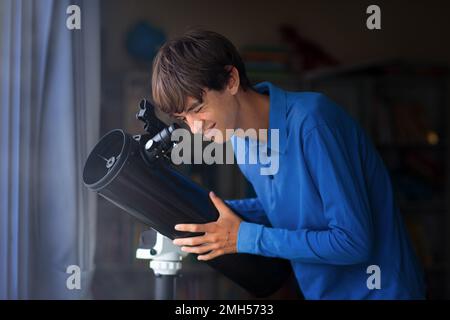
[{"xmin": 82, "ymin": 99, "xmax": 292, "ymax": 298}]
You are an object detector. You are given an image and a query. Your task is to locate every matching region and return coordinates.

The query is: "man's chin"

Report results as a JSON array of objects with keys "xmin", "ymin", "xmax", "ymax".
[{"xmin": 206, "ymin": 135, "xmax": 226, "ymax": 144}]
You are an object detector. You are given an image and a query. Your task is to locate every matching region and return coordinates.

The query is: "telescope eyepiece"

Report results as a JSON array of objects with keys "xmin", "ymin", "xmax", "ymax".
[
  {"xmin": 136, "ymin": 99, "xmax": 166, "ymax": 136},
  {"xmin": 135, "ymin": 98, "xmax": 180, "ymax": 162},
  {"xmin": 144, "ymin": 123, "xmax": 179, "ymax": 160}
]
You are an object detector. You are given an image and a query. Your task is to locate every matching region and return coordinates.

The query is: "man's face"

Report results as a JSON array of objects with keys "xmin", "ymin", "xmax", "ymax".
[{"xmin": 172, "ymin": 88, "xmax": 239, "ymax": 144}]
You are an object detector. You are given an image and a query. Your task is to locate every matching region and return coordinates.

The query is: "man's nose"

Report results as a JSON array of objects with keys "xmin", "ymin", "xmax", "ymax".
[{"xmin": 186, "ymin": 115, "xmax": 203, "ymax": 135}]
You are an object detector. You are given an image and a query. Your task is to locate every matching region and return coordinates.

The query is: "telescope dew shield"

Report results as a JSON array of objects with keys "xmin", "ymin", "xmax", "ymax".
[{"xmin": 83, "ymin": 129, "xmax": 292, "ymax": 297}]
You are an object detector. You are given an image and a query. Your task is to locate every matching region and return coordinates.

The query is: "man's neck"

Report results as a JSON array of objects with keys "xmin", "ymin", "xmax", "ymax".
[{"xmin": 234, "ymin": 88, "xmax": 270, "ymax": 142}]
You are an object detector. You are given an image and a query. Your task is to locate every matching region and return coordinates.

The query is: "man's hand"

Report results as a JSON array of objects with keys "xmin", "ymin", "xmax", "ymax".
[{"xmin": 173, "ymin": 191, "xmax": 242, "ymax": 261}]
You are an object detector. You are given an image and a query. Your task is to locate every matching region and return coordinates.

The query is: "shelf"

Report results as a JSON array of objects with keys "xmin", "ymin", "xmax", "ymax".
[
  {"xmin": 399, "ymin": 199, "xmax": 447, "ymax": 214},
  {"xmin": 376, "ymin": 144, "xmax": 447, "ymax": 149}
]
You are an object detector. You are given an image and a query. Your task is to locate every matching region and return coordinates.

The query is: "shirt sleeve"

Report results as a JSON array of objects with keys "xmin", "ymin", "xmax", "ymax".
[
  {"xmin": 236, "ymin": 124, "xmax": 374, "ymax": 265},
  {"xmin": 225, "ymin": 198, "xmax": 271, "ymax": 227}
]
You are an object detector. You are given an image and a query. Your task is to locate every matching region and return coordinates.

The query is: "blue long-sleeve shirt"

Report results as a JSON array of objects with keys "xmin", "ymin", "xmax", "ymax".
[{"xmin": 225, "ymin": 82, "xmax": 425, "ymax": 299}]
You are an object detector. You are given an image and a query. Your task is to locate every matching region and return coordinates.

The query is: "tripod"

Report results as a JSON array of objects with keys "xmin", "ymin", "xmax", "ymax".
[{"xmin": 136, "ymin": 230, "xmax": 188, "ymax": 300}]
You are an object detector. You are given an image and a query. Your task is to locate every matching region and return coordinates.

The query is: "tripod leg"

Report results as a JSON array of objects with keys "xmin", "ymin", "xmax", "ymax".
[{"xmin": 154, "ymin": 274, "xmax": 177, "ymax": 300}]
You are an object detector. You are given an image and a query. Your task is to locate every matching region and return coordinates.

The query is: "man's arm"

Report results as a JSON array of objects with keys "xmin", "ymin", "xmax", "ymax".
[
  {"xmin": 225, "ymin": 198, "xmax": 271, "ymax": 226},
  {"xmin": 237, "ymin": 124, "xmax": 374, "ymax": 265}
]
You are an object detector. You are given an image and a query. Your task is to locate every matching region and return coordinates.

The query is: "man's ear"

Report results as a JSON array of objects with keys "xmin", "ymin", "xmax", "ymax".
[{"xmin": 227, "ymin": 66, "xmax": 240, "ymax": 95}]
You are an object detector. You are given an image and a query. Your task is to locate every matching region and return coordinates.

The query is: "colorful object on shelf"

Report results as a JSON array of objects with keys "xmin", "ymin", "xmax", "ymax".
[
  {"xmin": 125, "ymin": 21, "xmax": 166, "ymax": 62},
  {"xmin": 279, "ymin": 24, "xmax": 339, "ymax": 71}
]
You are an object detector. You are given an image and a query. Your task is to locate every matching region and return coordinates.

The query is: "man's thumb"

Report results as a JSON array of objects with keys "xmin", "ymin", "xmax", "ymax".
[{"xmin": 209, "ymin": 191, "xmax": 228, "ymax": 215}]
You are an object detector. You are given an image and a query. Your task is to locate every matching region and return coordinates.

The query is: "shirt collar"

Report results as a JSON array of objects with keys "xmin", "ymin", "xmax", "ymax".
[{"xmin": 253, "ymin": 81, "xmax": 288, "ymax": 154}]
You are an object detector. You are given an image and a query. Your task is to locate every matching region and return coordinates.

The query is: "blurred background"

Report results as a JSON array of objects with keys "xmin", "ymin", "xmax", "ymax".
[{"xmin": 1, "ymin": 0, "xmax": 450, "ymax": 299}]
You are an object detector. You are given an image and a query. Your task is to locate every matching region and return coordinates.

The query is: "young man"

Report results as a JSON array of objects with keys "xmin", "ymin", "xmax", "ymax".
[{"xmin": 151, "ymin": 29, "xmax": 425, "ymax": 299}]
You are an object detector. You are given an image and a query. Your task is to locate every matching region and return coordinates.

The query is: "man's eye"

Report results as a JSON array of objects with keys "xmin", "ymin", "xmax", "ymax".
[
  {"xmin": 174, "ymin": 116, "xmax": 186, "ymax": 122},
  {"xmin": 193, "ymin": 105, "xmax": 204, "ymax": 113}
]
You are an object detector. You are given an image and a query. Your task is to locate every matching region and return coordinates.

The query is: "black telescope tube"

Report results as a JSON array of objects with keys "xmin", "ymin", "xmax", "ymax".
[{"xmin": 82, "ymin": 129, "xmax": 292, "ymax": 297}]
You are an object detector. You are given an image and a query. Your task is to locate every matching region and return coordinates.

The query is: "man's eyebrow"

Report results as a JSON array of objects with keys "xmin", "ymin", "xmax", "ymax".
[{"xmin": 172, "ymin": 101, "xmax": 203, "ymax": 118}]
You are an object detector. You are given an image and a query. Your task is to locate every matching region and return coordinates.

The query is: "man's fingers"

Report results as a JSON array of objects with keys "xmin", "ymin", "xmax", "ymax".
[
  {"xmin": 173, "ymin": 234, "xmax": 210, "ymax": 246},
  {"xmin": 198, "ymin": 246, "xmax": 233, "ymax": 261},
  {"xmin": 180, "ymin": 243, "xmax": 220, "ymax": 254},
  {"xmin": 174, "ymin": 222, "xmax": 216, "ymax": 233}
]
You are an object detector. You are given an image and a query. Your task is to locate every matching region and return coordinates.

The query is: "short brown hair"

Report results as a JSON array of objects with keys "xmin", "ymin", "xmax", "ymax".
[{"xmin": 151, "ymin": 29, "xmax": 251, "ymax": 115}]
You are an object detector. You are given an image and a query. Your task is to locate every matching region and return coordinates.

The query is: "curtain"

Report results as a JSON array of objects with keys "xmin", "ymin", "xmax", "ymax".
[{"xmin": 0, "ymin": 0, "xmax": 100, "ymax": 299}]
